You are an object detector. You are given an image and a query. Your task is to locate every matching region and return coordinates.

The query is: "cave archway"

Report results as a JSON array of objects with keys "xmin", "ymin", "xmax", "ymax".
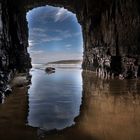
[
  {"xmin": 0, "ymin": 0, "xmax": 140, "ymax": 138},
  {"xmin": 0, "ymin": 0, "xmax": 140, "ymax": 77}
]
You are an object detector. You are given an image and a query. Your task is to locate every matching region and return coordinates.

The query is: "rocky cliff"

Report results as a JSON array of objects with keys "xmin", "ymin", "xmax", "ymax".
[
  {"xmin": 0, "ymin": 0, "xmax": 31, "ymax": 96},
  {"xmin": 81, "ymin": 0, "xmax": 140, "ymax": 78},
  {"xmin": 0, "ymin": 0, "xmax": 140, "ymax": 94}
]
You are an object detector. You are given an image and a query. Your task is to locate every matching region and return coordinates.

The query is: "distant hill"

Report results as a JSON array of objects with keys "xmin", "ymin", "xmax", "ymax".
[{"xmin": 47, "ymin": 60, "xmax": 82, "ymax": 65}]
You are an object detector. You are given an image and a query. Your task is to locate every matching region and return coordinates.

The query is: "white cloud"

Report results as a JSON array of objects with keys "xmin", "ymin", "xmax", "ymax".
[
  {"xmin": 42, "ymin": 36, "xmax": 63, "ymax": 42},
  {"xmin": 47, "ymin": 29, "xmax": 81, "ymax": 39},
  {"xmin": 29, "ymin": 50, "xmax": 44, "ymax": 55},
  {"xmin": 29, "ymin": 33, "xmax": 47, "ymax": 39},
  {"xmin": 31, "ymin": 28, "xmax": 45, "ymax": 33},
  {"xmin": 65, "ymin": 44, "xmax": 72, "ymax": 47},
  {"xmin": 28, "ymin": 40, "xmax": 39, "ymax": 47},
  {"xmin": 54, "ymin": 8, "xmax": 72, "ymax": 22},
  {"xmin": 65, "ymin": 44, "xmax": 72, "ymax": 50},
  {"xmin": 29, "ymin": 40, "xmax": 33, "ymax": 46},
  {"xmin": 29, "ymin": 28, "xmax": 47, "ymax": 38},
  {"xmin": 29, "ymin": 28, "xmax": 81, "ymax": 45}
]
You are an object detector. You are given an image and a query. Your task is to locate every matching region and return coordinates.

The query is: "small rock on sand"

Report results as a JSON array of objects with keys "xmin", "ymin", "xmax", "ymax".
[{"xmin": 11, "ymin": 75, "xmax": 29, "ymax": 87}]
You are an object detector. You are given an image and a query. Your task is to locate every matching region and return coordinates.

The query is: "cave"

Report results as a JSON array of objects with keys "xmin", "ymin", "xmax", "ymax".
[{"xmin": 0, "ymin": 0, "xmax": 140, "ymax": 90}]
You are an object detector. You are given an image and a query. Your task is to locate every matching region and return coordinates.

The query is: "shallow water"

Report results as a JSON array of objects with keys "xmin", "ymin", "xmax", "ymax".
[
  {"xmin": 27, "ymin": 68, "xmax": 82, "ymax": 130},
  {"xmin": 0, "ymin": 68, "xmax": 140, "ymax": 140}
]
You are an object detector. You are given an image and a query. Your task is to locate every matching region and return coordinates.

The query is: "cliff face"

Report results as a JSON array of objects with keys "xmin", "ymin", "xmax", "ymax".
[
  {"xmin": 0, "ymin": 0, "xmax": 31, "ymax": 95},
  {"xmin": 81, "ymin": 0, "xmax": 140, "ymax": 77},
  {"xmin": 0, "ymin": 0, "xmax": 140, "ymax": 93}
]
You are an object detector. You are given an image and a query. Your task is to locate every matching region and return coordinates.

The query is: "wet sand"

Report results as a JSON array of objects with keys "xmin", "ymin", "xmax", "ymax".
[
  {"xmin": 0, "ymin": 86, "xmax": 37, "ymax": 140},
  {"xmin": 0, "ymin": 70, "xmax": 140, "ymax": 140}
]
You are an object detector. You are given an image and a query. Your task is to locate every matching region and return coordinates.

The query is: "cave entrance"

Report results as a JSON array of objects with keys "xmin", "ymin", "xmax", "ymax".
[
  {"xmin": 26, "ymin": 5, "xmax": 83, "ymax": 130},
  {"xmin": 26, "ymin": 5, "xmax": 83, "ymax": 67}
]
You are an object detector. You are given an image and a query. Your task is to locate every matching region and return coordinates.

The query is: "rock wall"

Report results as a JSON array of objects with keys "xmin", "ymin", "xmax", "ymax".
[
  {"xmin": 0, "ymin": 0, "xmax": 140, "ymax": 94},
  {"xmin": 80, "ymin": 0, "xmax": 140, "ymax": 78},
  {"xmin": 0, "ymin": 0, "xmax": 31, "ymax": 95}
]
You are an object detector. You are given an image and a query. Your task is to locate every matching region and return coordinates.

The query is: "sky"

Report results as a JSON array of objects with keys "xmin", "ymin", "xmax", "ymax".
[{"xmin": 26, "ymin": 5, "xmax": 83, "ymax": 64}]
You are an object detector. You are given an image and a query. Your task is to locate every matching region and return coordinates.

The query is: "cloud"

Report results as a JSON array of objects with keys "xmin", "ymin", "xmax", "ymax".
[
  {"xmin": 65, "ymin": 44, "xmax": 72, "ymax": 47},
  {"xmin": 28, "ymin": 40, "xmax": 39, "ymax": 47},
  {"xmin": 31, "ymin": 28, "xmax": 45, "ymax": 33},
  {"xmin": 27, "ymin": 6, "xmax": 81, "ymax": 45},
  {"xmin": 31, "ymin": 6, "xmax": 73, "ymax": 23},
  {"xmin": 27, "ymin": 6, "xmax": 82, "ymax": 49},
  {"xmin": 65, "ymin": 44, "xmax": 72, "ymax": 50},
  {"xmin": 29, "ymin": 40, "xmax": 34, "ymax": 46},
  {"xmin": 29, "ymin": 50, "xmax": 44, "ymax": 55},
  {"xmin": 54, "ymin": 8, "xmax": 72, "ymax": 22},
  {"xmin": 47, "ymin": 29, "xmax": 80, "ymax": 39},
  {"xmin": 29, "ymin": 28, "xmax": 81, "ymax": 45},
  {"xmin": 29, "ymin": 27, "xmax": 46, "ymax": 37},
  {"xmin": 42, "ymin": 36, "xmax": 63, "ymax": 42},
  {"xmin": 29, "ymin": 29, "xmax": 63, "ymax": 45}
]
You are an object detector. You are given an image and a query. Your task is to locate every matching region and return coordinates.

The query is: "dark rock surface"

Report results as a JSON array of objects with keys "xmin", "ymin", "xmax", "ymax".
[
  {"xmin": 81, "ymin": 0, "xmax": 140, "ymax": 78},
  {"xmin": 0, "ymin": 0, "xmax": 140, "ymax": 93}
]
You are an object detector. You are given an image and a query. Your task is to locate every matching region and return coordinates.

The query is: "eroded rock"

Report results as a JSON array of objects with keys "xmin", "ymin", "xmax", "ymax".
[{"xmin": 0, "ymin": 0, "xmax": 140, "ymax": 89}]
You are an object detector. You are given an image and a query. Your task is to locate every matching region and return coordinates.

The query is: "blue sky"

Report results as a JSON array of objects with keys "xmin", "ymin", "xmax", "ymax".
[{"xmin": 26, "ymin": 6, "xmax": 83, "ymax": 64}]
